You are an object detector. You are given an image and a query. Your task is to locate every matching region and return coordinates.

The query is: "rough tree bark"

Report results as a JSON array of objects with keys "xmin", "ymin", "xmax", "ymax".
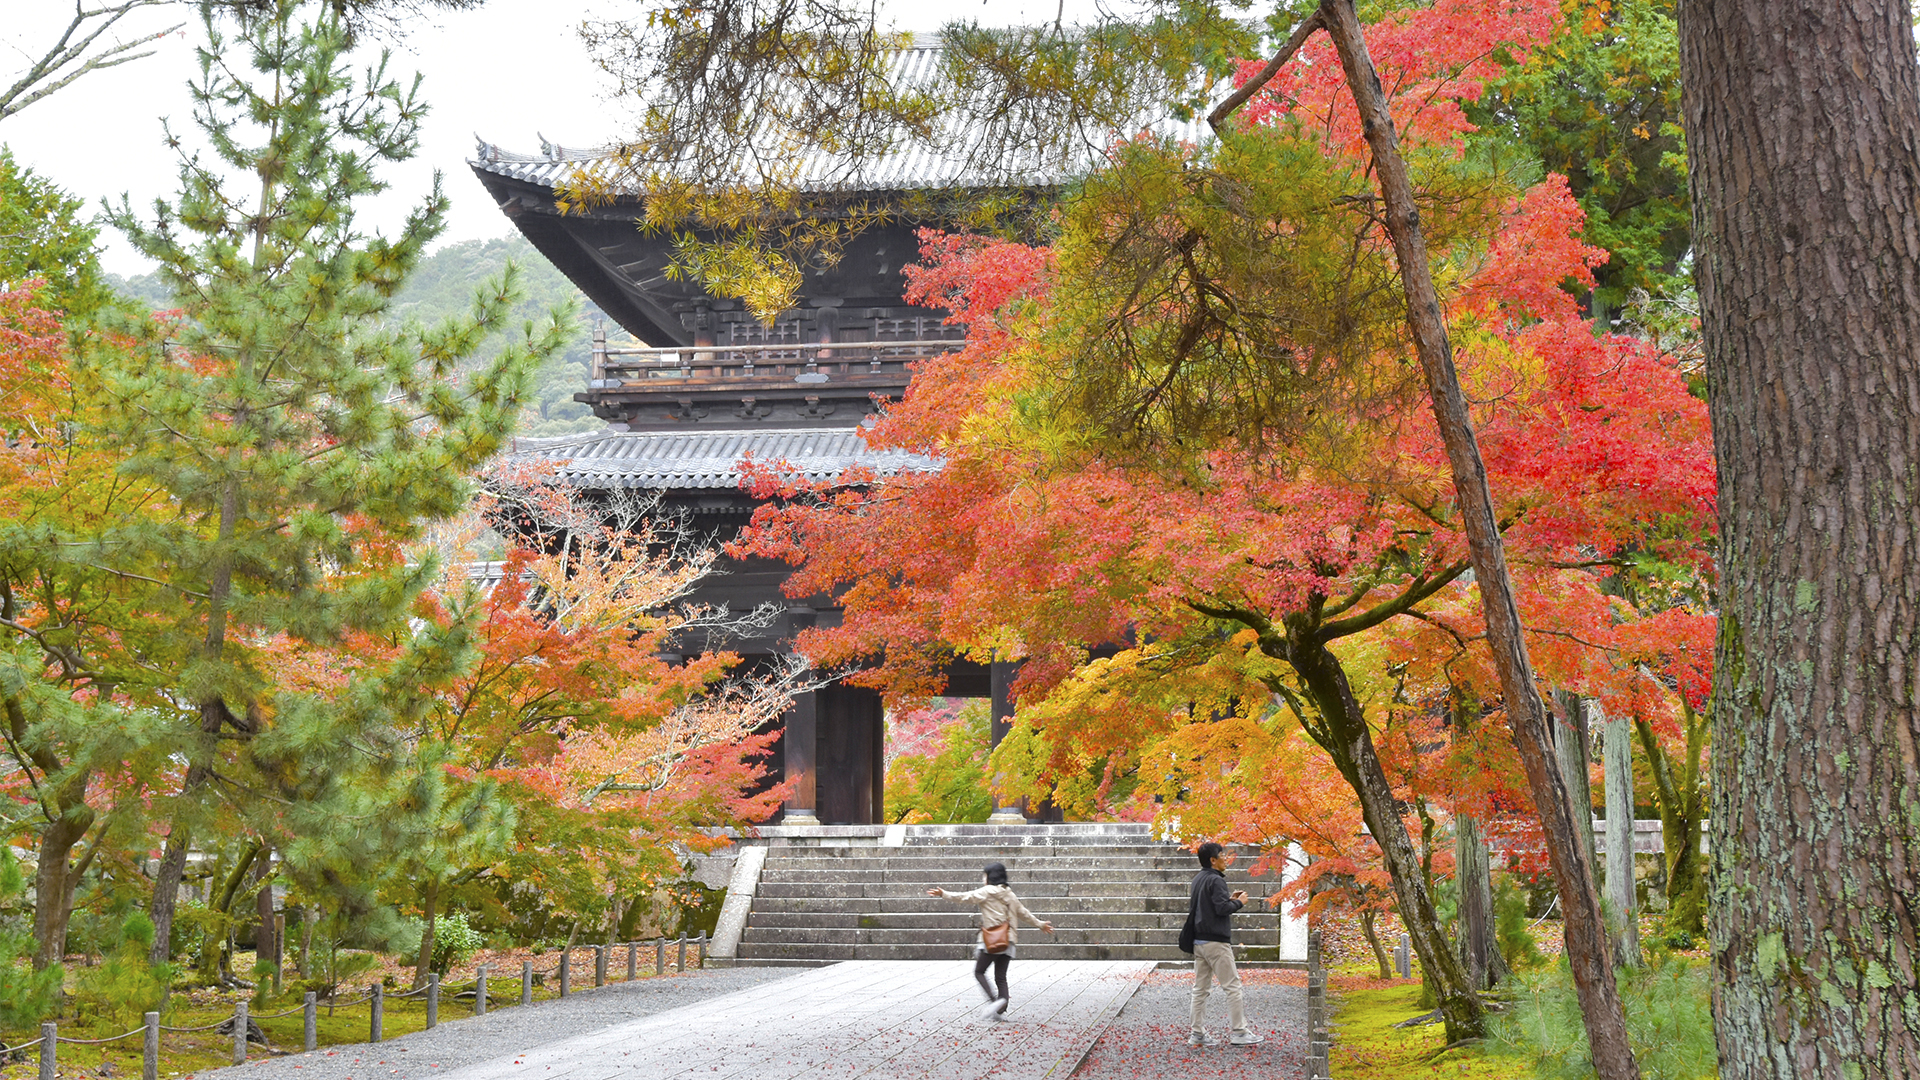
[
  {"xmin": 1679, "ymin": 0, "xmax": 1920, "ymax": 1073},
  {"xmin": 1633, "ymin": 703, "xmax": 1705, "ymax": 939},
  {"xmin": 1553, "ymin": 690, "xmax": 1597, "ymax": 872},
  {"xmin": 253, "ymin": 850, "xmax": 276, "ymax": 980},
  {"xmin": 1315, "ymin": 1, "xmax": 1639, "ymax": 1073},
  {"xmin": 1599, "ymin": 702, "xmax": 1640, "ymax": 967},
  {"xmin": 1359, "ymin": 907, "xmax": 1395, "ymax": 980},
  {"xmin": 7, "ymin": 698, "xmax": 98, "ymax": 972},
  {"xmin": 1454, "ymin": 813, "xmax": 1503, "ymax": 989},
  {"xmin": 414, "ymin": 877, "xmax": 439, "ymax": 988}
]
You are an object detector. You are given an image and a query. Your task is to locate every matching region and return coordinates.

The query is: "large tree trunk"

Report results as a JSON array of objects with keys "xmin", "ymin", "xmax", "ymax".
[
  {"xmin": 1316, "ymin": 2, "xmax": 1638, "ymax": 1073},
  {"xmin": 1679, "ymin": 0, "xmax": 1920, "ymax": 1073},
  {"xmin": 253, "ymin": 851, "xmax": 276, "ymax": 985},
  {"xmin": 1454, "ymin": 813, "xmax": 1500, "ymax": 990},
  {"xmin": 1599, "ymin": 703, "xmax": 1640, "ymax": 967},
  {"xmin": 7, "ymin": 697, "xmax": 96, "ymax": 972},
  {"xmin": 414, "ymin": 877, "xmax": 438, "ymax": 989},
  {"xmin": 149, "ymin": 830, "xmax": 190, "ymax": 968},
  {"xmin": 1553, "ymin": 690, "xmax": 1597, "ymax": 871},
  {"xmin": 31, "ymin": 806, "xmax": 92, "ymax": 971}
]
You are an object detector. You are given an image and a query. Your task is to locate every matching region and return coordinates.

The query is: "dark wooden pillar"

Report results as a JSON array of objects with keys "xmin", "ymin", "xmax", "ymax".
[
  {"xmin": 987, "ymin": 660, "xmax": 1028, "ymax": 823},
  {"xmin": 870, "ymin": 694, "xmax": 886, "ymax": 824},
  {"xmin": 781, "ymin": 690, "xmax": 819, "ymax": 824},
  {"xmin": 817, "ymin": 684, "xmax": 885, "ymax": 824}
]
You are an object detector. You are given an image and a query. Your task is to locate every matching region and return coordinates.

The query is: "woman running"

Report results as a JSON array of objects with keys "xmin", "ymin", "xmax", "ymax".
[{"xmin": 928, "ymin": 861, "xmax": 1055, "ymax": 1019}]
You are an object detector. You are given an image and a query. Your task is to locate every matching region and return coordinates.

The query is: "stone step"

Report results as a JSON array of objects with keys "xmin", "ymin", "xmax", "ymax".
[
  {"xmin": 700, "ymin": 957, "xmax": 838, "ymax": 969},
  {"xmin": 758, "ymin": 867, "xmax": 1223, "ymax": 885},
  {"xmin": 759, "ymin": 853, "xmax": 1209, "ymax": 871},
  {"xmin": 747, "ymin": 910, "xmax": 1206, "ymax": 931},
  {"xmin": 753, "ymin": 880, "xmax": 1275, "ymax": 900},
  {"xmin": 746, "ymin": 894, "xmax": 1241, "ymax": 916},
  {"xmin": 737, "ymin": 926, "xmax": 1278, "ymax": 948},
  {"xmin": 732, "ymin": 942, "xmax": 1288, "ymax": 963},
  {"xmin": 768, "ymin": 843, "xmax": 1236, "ymax": 859}
]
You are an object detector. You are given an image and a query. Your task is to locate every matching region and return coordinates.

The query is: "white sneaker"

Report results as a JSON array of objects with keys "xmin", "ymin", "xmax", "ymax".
[
  {"xmin": 977, "ymin": 999, "xmax": 1001, "ymax": 1018},
  {"xmin": 1230, "ymin": 1032, "xmax": 1265, "ymax": 1046},
  {"xmin": 1187, "ymin": 1032, "xmax": 1212, "ymax": 1047}
]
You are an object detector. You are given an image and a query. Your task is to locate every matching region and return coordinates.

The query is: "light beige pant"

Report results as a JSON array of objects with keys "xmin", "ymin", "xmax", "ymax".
[{"xmin": 1190, "ymin": 940, "xmax": 1247, "ymax": 1036}]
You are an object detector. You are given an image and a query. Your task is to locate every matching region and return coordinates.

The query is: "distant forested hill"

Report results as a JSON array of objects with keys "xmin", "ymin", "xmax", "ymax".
[{"xmin": 108, "ymin": 234, "xmax": 618, "ymax": 437}]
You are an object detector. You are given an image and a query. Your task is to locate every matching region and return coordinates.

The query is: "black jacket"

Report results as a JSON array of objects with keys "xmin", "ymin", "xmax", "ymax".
[{"xmin": 1187, "ymin": 867, "xmax": 1243, "ymax": 944}]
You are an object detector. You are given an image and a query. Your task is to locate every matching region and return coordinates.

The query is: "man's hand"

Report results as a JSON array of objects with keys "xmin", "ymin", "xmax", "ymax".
[
  {"xmin": 926, "ymin": 888, "xmax": 943, "ymax": 897},
  {"xmin": 1231, "ymin": 889, "xmax": 1249, "ymax": 903},
  {"xmin": 1041, "ymin": 921, "xmax": 1056, "ymax": 934}
]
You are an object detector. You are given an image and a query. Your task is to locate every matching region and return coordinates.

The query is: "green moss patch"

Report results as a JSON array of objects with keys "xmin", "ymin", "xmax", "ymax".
[{"xmin": 1329, "ymin": 980, "xmax": 1528, "ymax": 1080}]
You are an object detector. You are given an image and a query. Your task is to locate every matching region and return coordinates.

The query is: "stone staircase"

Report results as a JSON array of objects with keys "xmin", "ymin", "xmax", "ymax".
[{"xmin": 730, "ymin": 823, "xmax": 1300, "ymax": 965}]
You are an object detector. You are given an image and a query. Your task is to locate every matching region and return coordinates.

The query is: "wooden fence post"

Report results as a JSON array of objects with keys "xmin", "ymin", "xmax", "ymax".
[
  {"xmin": 696, "ymin": 932, "xmax": 706, "ymax": 970},
  {"xmin": 37, "ymin": 1021, "xmax": 54, "ymax": 1080},
  {"xmin": 233, "ymin": 1001, "xmax": 248, "ymax": 1065},
  {"xmin": 520, "ymin": 960, "xmax": 532, "ymax": 1006},
  {"xmin": 475, "ymin": 965, "xmax": 488, "ymax": 1015},
  {"xmin": 677, "ymin": 935, "xmax": 687, "ymax": 973},
  {"xmin": 143, "ymin": 1011, "xmax": 159, "ymax": 1080},
  {"xmin": 626, "ymin": 941, "xmax": 637, "ymax": 980},
  {"xmin": 303, "ymin": 992, "xmax": 317, "ymax": 1051},
  {"xmin": 427, "ymin": 972, "xmax": 440, "ymax": 1029},
  {"xmin": 595, "ymin": 944, "xmax": 607, "ymax": 987},
  {"xmin": 655, "ymin": 937, "xmax": 665, "ymax": 976},
  {"xmin": 559, "ymin": 949, "xmax": 570, "ymax": 997},
  {"xmin": 370, "ymin": 983, "xmax": 384, "ymax": 1043}
]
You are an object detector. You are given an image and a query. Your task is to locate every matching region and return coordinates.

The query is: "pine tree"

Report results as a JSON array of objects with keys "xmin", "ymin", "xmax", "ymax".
[
  {"xmin": 0, "ymin": 848, "xmax": 62, "ymax": 1034},
  {"xmin": 89, "ymin": 0, "xmax": 566, "ymax": 964}
]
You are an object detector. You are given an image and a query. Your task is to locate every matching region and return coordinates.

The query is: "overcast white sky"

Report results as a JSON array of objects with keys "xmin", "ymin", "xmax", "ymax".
[{"xmin": 1, "ymin": 0, "xmax": 1125, "ymax": 276}]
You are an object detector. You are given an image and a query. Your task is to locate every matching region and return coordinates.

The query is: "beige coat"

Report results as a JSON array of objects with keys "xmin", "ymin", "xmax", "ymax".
[{"xmin": 936, "ymin": 884, "xmax": 1045, "ymax": 945}]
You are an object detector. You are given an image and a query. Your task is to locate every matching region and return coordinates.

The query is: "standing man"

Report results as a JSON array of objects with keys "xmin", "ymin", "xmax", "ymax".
[{"xmin": 1186, "ymin": 841, "xmax": 1263, "ymax": 1047}]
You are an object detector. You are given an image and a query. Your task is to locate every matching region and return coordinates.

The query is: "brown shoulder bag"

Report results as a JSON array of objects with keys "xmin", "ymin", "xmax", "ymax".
[{"xmin": 981, "ymin": 921, "xmax": 1012, "ymax": 954}]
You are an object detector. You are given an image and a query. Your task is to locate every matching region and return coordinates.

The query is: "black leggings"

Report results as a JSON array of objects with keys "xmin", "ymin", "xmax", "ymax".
[{"xmin": 974, "ymin": 951, "xmax": 1010, "ymax": 1001}]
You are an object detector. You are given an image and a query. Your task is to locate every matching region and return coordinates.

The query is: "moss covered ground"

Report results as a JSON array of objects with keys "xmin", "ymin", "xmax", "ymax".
[{"xmin": 1327, "ymin": 970, "xmax": 1529, "ymax": 1080}]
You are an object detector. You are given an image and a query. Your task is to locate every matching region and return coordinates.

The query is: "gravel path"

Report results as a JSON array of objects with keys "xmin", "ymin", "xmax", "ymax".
[
  {"xmin": 1072, "ymin": 969, "xmax": 1307, "ymax": 1080},
  {"xmin": 184, "ymin": 966, "xmax": 807, "ymax": 1080}
]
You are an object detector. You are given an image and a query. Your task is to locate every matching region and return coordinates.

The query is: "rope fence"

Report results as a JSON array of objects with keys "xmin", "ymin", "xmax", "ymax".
[{"xmin": 13, "ymin": 933, "xmax": 709, "ymax": 1078}]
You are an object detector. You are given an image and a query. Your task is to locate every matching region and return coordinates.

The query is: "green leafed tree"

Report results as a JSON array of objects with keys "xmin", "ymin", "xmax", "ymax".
[
  {"xmin": 0, "ymin": 150, "xmax": 114, "ymax": 315},
  {"xmin": 884, "ymin": 701, "xmax": 993, "ymax": 825},
  {"xmin": 83, "ymin": 0, "xmax": 565, "ymax": 964},
  {"xmin": 1472, "ymin": 0, "xmax": 1690, "ymax": 321},
  {"xmin": 0, "ymin": 847, "xmax": 62, "ymax": 1032}
]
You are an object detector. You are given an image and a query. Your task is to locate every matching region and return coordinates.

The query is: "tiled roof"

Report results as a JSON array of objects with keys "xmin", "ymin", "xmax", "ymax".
[
  {"xmin": 508, "ymin": 427, "xmax": 939, "ymax": 490},
  {"xmin": 470, "ymin": 36, "xmax": 1211, "ymax": 195}
]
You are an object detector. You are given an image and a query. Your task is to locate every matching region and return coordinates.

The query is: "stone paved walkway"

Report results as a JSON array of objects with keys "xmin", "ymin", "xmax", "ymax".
[
  {"xmin": 190, "ymin": 967, "xmax": 807, "ymax": 1080},
  {"xmin": 1073, "ymin": 969, "xmax": 1307, "ymax": 1080},
  {"xmin": 444, "ymin": 960, "xmax": 1151, "ymax": 1080}
]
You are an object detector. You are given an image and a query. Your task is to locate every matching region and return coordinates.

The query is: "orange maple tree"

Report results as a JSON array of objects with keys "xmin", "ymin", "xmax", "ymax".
[
  {"xmin": 390, "ymin": 467, "xmax": 792, "ymax": 973},
  {"xmin": 736, "ymin": 12, "xmax": 1715, "ymax": 1017}
]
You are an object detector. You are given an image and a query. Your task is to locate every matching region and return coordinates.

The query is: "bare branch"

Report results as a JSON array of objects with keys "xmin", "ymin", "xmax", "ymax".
[
  {"xmin": 1206, "ymin": 13, "xmax": 1325, "ymax": 136},
  {"xmin": 0, "ymin": 0, "xmax": 183, "ymax": 123}
]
